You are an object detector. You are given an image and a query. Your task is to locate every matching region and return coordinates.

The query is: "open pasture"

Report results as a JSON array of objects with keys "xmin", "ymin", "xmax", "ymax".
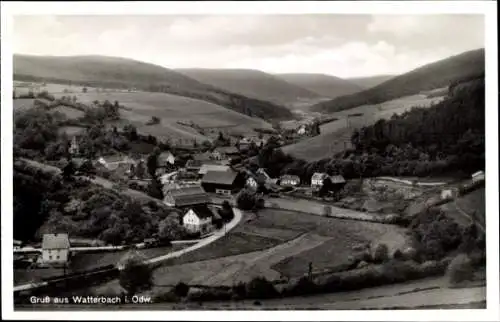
[{"xmin": 283, "ymin": 94, "xmax": 445, "ymax": 161}]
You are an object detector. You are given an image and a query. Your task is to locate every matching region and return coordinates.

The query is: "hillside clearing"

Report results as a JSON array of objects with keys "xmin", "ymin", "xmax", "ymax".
[{"xmin": 284, "ymin": 94, "xmax": 445, "ymax": 161}]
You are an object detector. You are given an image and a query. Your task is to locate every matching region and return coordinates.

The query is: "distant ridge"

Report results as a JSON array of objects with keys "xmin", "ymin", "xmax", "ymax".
[
  {"xmin": 275, "ymin": 73, "xmax": 364, "ymax": 99},
  {"xmin": 176, "ymin": 68, "xmax": 322, "ymax": 106},
  {"xmin": 311, "ymin": 48, "xmax": 485, "ymax": 113},
  {"xmin": 13, "ymin": 54, "xmax": 294, "ymax": 120},
  {"xmin": 347, "ymin": 75, "xmax": 395, "ymax": 89}
]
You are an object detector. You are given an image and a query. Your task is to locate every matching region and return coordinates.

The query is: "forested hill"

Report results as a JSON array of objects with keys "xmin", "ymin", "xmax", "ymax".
[
  {"xmin": 13, "ymin": 55, "xmax": 294, "ymax": 120},
  {"xmin": 258, "ymin": 74, "xmax": 485, "ymax": 184},
  {"xmin": 311, "ymin": 48, "xmax": 485, "ymax": 113}
]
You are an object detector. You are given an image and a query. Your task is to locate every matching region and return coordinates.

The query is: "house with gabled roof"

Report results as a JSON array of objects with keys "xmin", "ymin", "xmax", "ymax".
[
  {"xmin": 182, "ymin": 204, "xmax": 215, "ymax": 235},
  {"xmin": 201, "ymin": 169, "xmax": 246, "ymax": 195},
  {"xmin": 280, "ymin": 174, "xmax": 301, "ymax": 187},
  {"xmin": 41, "ymin": 233, "xmax": 70, "ymax": 267},
  {"xmin": 198, "ymin": 164, "xmax": 231, "ymax": 176},
  {"xmin": 163, "ymin": 186, "xmax": 209, "ymax": 207},
  {"xmin": 158, "ymin": 151, "xmax": 175, "ymax": 167},
  {"xmin": 311, "ymin": 172, "xmax": 330, "ymax": 191}
]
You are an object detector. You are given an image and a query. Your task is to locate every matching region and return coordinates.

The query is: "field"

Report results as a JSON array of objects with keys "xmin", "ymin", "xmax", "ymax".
[
  {"xmin": 283, "ymin": 93, "xmax": 446, "ymax": 161},
  {"xmin": 147, "ymin": 210, "xmax": 407, "ymax": 289},
  {"xmin": 49, "ymin": 105, "xmax": 85, "ymax": 120},
  {"xmin": 15, "ymin": 82, "xmax": 275, "ymax": 143}
]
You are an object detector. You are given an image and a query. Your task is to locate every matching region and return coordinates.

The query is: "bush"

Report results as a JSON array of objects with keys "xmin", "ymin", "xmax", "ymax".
[
  {"xmin": 173, "ymin": 282, "xmax": 190, "ymax": 297},
  {"xmin": 392, "ymin": 249, "xmax": 404, "ymax": 260},
  {"xmin": 447, "ymin": 253, "xmax": 475, "ymax": 284},
  {"xmin": 154, "ymin": 290, "xmax": 179, "ymax": 303},
  {"xmin": 236, "ymin": 189, "xmax": 257, "ymax": 210},
  {"xmin": 284, "ymin": 276, "xmax": 319, "ymax": 296},
  {"xmin": 245, "ymin": 277, "xmax": 279, "ymax": 299},
  {"xmin": 371, "ymin": 243, "xmax": 389, "ymax": 263}
]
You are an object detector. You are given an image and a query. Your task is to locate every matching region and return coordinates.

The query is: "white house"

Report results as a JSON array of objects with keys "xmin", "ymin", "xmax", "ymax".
[
  {"xmin": 246, "ymin": 176, "xmax": 259, "ymax": 190},
  {"xmin": 41, "ymin": 233, "xmax": 70, "ymax": 267},
  {"xmin": 182, "ymin": 205, "xmax": 214, "ymax": 235},
  {"xmin": 69, "ymin": 137, "xmax": 80, "ymax": 155},
  {"xmin": 441, "ymin": 188, "xmax": 459, "ymax": 200},
  {"xmin": 158, "ymin": 151, "xmax": 176, "ymax": 167},
  {"xmin": 280, "ymin": 174, "xmax": 301, "ymax": 187},
  {"xmin": 471, "ymin": 170, "xmax": 485, "ymax": 183},
  {"xmin": 297, "ymin": 124, "xmax": 307, "ymax": 135},
  {"xmin": 311, "ymin": 172, "xmax": 329, "ymax": 190}
]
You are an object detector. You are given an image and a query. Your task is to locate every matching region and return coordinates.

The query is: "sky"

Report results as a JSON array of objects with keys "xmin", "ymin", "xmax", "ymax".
[{"xmin": 12, "ymin": 14, "xmax": 484, "ymax": 78}]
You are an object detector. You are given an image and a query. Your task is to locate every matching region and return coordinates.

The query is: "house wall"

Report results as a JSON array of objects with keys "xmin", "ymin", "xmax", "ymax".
[
  {"xmin": 42, "ymin": 249, "xmax": 69, "ymax": 265},
  {"xmin": 472, "ymin": 174, "xmax": 485, "ymax": 182},
  {"xmin": 183, "ymin": 209, "xmax": 212, "ymax": 233}
]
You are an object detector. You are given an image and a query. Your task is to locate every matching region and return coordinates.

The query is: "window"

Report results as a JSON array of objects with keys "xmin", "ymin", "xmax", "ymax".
[
  {"xmin": 49, "ymin": 255, "xmax": 52, "ymax": 260},
  {"xmin": 56, "ymin": 255, "xmax": 60, "ymax": 260}
]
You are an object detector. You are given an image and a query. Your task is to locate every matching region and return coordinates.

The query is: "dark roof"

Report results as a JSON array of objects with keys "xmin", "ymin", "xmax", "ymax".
[
  {"xmin": 42, "ymin": 233, "xmax": 70, "ymax": 250},
  {"xmin": 185, "ymin": 159, "xmax": 203, "ymax": 169},
  {"xmin": 281, "ymin": 174, "xmax": 300, "ymax": 181},
  {"xmin": 216, "ymin": 146, "xmax": 239, "ymax": 155},
  {"xmin": 199, "ymin": 164, "xmax": 230, "ymax": 175},
  {"xmin": 202, "ymin": 170, "xmax": 239, "ymax": 185},
  {"xmin": 185, "ymin": 204, "xmax": 214, "ymax": 219},
  {"xmin": 330, "ymin": 175, "xmax": 346, "ymax": 184},
  {"xmin": 165, "ymin": 186, "xmax": 209, "ymax": 207}
]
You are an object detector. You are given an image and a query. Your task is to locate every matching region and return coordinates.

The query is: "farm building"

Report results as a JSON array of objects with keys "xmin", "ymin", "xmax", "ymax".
[
  {"xmin": 41, "ymin": 233, "xmax": 70, "ymax": 267},
  {"xmin": 441, "ymin": 188, "xmax": 459, "ymax": 200},
  {"xmin": 329, "ymin": 175, "xmax": 346, "ymax": 190},
  {"xmin": 182, "ymin": 205, "xmax": 215, "ymax": 235},
  {"xmin": 185, "ymin": 159, "xmax": 204, "ymax": 172},
  {"xmin": 201, "ymin": 170, "xmax": 246, "ymax": 195},
  {"xmin": 297, "ymin": 124, "xmax": 307, "ymax": 135},
  {"xmin": 158, "ymin": 151, "xmax": 176, "ymax": 167},
  {"xmin": 194, "ymin": 152, "xmax": 213, "ymax": 162},
  {"xmin": 311, "ymin": 172, "xmax": 329, "ymax": 191},
  {"xmin": 198, "ymin": 164, "xmax": 231, "ymax": 176},
  {"xmin": 215, "ymin": 146, "xmax": 240, "ymax": 159},
  {"xmin": 471, "ymin": 170, "xmax": 485, "ymax": 183},
  {"xmin": 238, "ymin": 138, "xmax": 252, "ymax": 151},
  {"xmin": 245, "ymin": 171, "xmax": 268, "ymax": 191},
  {"xmin": 69, "ymin": 136, "xmax": 80, "ymax": 156},
  {"xmin": 280, "ymin": 174, "xmax": 301, "ymax": 187},
  {"xmin": 163, "ymin": 186, "xmax": 209, "ymax": 207}
]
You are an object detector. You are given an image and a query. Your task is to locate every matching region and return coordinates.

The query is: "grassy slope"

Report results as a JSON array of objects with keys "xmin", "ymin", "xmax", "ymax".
[
  {"xmin": 311, "ymin": 48, "xmax": 485, "ymax": 113},
  {"xmin": 72, "ymin": 91, "xmax": 274, "ymax": 140},
  {"xmin": 176, "ymin": 68, "xmax": 321, "ymax": 106},
  {"xmin": 283, "ymin": 94, "xmax": 444, "ymax": 161},
  {"xmin": 13, "ymin": 54, "xmax": 293, "ymax": 121},
  {"xmin": 276, "ymin": 73, "xmax": 364, "ymax": 99}
]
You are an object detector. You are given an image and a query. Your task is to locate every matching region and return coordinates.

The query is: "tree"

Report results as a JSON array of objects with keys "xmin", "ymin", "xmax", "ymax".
[
  {"xmin": 147, "ymin": 150, "xmax": 160, "ymax": 179},
  {"xmin": 82, "ymin": 87, "xmax": 88, "ymax": 93},
  {"xmin": 62, "ymin": 160, "xmax": 75, "ymax": 180},
  {"xmin": 147, "ymin": 178, "xmax": 163, "ymax": 200},
  {"xmin": 174, "ymin": 282, "xmax": 190, "ymax": 297},
  {"xmin": 371, "ymin": 243, "xmax": 389, "ymax": 263},
  {"xmin": 119, "ymin": 256, "xmax": 153, "ymax": 295},
  {"xmin": 219, "ymin": 201, "xmax": 234, "ymax": 222},
  {"xmin": 236, "ymin": 189, "xmax": 257, "ymax": 210},
  {"xmin": 158, "ymin": 216, "xmax": 185, "ymax": 241}
]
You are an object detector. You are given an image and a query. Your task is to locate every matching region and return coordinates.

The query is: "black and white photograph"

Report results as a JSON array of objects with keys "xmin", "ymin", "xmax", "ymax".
[{"xmin": 1, "ymin": 1, "xmax": 498, "ymax": 320}]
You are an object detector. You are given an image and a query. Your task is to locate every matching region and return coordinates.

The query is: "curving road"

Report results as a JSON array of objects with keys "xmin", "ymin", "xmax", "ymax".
[{"xmin": 145, "ymin": 208, "xmax": 243, "ymax": 267}]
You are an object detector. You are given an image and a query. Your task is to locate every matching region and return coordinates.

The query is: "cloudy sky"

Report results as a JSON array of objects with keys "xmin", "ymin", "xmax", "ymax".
[{"xmin": 13, "ymin": 14, "xmax": 484, "ymax": 78}]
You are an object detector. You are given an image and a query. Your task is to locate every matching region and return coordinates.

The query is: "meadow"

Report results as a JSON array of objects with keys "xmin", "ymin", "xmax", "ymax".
[
  {"xmin": 283, "ymin": 93, "xmax": 446, "ymax": 161},
  {"xmin": 146, "ymin": 209, "xmax": 409, "ymax": 289},
  {"xmin": 14, "ymin": 82, "xmax": 275, "ymax": 143}
]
